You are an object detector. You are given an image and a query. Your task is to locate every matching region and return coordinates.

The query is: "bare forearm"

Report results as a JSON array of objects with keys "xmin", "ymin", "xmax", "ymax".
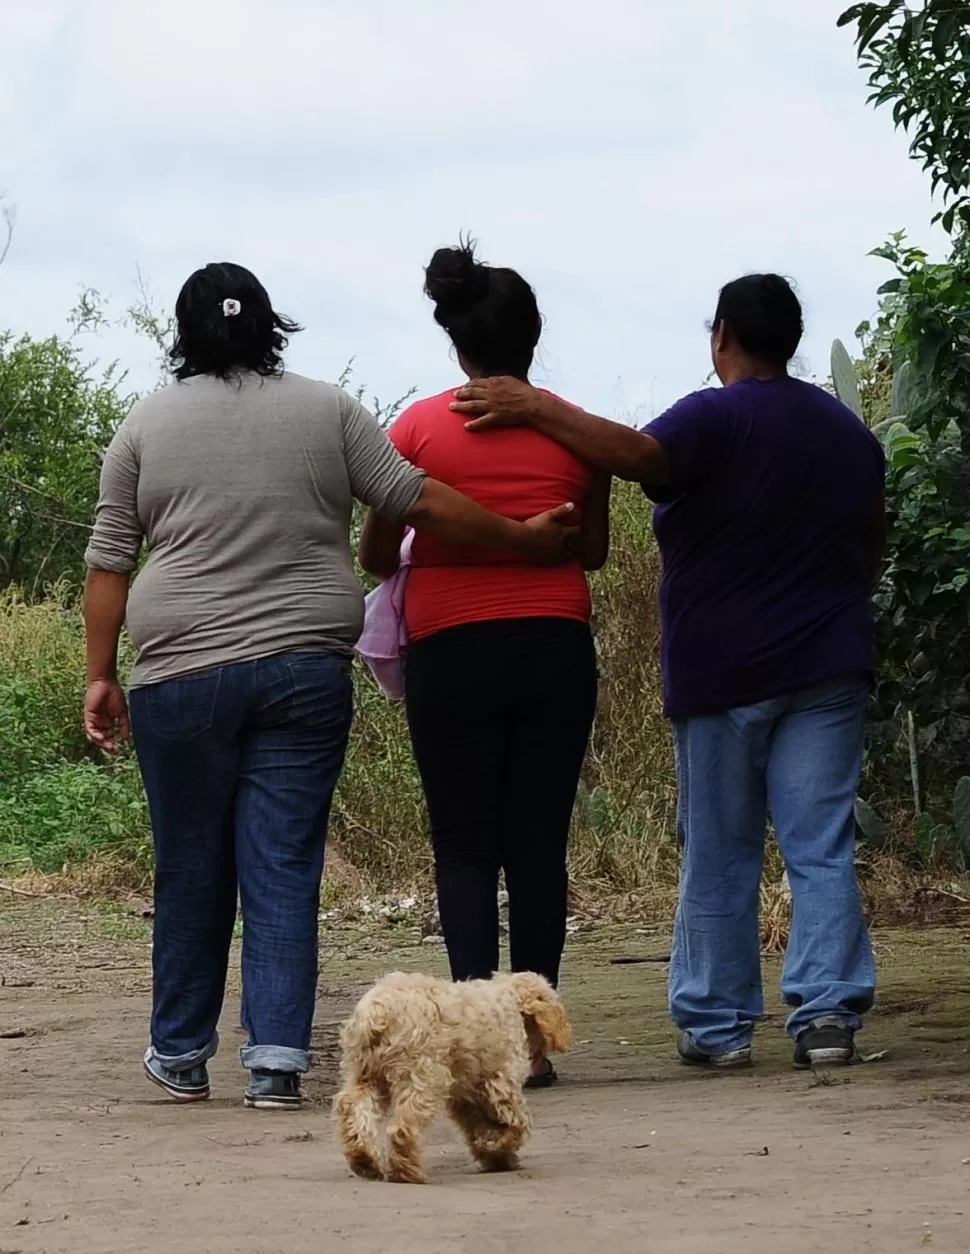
[
  {"xmin": 359, "ymin": 509, "xmax": 405, "ymax": 579},
  {"xmin": 579, "ymin": 472, "xmax": 611, "ymax": 571},
  {"xmin": 84, "ymin": 569, "xmax": 130, "ymax": 682},
  {"xmin": 531, "ymin": 395, "xmax": 670, "ymax": 485},
  {"xmin": 405, "ymin": 479, "xmax": 530, "ymax": 552}
]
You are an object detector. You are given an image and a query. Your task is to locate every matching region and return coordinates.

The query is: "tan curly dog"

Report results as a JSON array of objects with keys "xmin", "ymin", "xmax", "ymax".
[{"xmin": 334, "ymin": 971, "xmax": 572, "ymax": 1184}]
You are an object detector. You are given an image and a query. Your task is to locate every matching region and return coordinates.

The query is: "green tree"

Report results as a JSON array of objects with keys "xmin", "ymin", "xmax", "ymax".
[
  {"xmin": 838, "ymin": 3, "xmax": 970, "ymax": 857},
  {"xmin": 866, "ymin": 237, "xmax": 970, "ymax": 798},
  {"xmin": 839, "ymin": 1, "xmax": 970, "ymax": 232},
  {"xmin": 0, "ymin": 334, "xmax": 128, "ymax": 593}
]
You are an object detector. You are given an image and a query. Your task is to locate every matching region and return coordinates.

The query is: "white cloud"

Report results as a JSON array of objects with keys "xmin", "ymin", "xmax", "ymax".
[{"xmin": 0, "ymin": 0, "xmax": 946, "ymax": 418}]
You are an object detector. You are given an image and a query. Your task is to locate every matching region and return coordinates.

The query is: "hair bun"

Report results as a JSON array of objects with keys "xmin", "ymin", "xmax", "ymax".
[{"xmin": 424, "ymin": 240, "xmax": 489, "ymax": 318}]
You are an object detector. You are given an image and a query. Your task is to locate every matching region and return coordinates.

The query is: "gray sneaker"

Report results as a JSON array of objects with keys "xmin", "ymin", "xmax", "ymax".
[
  {"xmin": 244, "ymin": 1069, "xmax": 302, "ymax": 1110},
  {"xmin": 677, "ymin": 1031, "xmax": 753, "ymax": 1070},
  {"xmin": 143, "ymin": 1052, "xmax": 211, "ymax": 1102}
]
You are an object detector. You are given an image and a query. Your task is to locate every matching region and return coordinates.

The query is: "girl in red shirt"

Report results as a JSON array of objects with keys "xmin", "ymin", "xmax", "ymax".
[{"xmin": 360, "ymin": 240, "xmax": 609, "ymax": 1085}]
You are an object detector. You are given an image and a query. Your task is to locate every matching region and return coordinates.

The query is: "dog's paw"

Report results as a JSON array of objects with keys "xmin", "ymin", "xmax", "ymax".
[
  {"xmin": 347, "ymin": 1151, "xmax": 384, "ymax": 1181},
  {"xmin": 473, "ymin": 1124, "xmax": 528, "ymax": 1158},
  {"xmin": 385, "ymin": 1163, "xmax": 428, "ymax": 1185},
  {"xmin": 476, "ymin": 1151, "xmax": 520, "ymax": 1174}
]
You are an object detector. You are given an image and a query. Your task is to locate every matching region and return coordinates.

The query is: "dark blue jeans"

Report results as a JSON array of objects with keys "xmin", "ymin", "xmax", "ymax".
[{"xmin": 129, "ymin": 652, "xmax": 353, "ymax": 1075}]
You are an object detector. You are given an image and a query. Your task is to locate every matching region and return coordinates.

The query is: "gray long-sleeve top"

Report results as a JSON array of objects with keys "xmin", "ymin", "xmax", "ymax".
[{"xmin": 84, "ymin": 370, "xmax": 425, "ymax": 688}]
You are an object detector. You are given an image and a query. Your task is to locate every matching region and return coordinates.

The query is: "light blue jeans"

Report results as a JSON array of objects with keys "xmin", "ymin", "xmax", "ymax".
[{"xmin": 669, "ymin": 677, "xmax": 876, "ymax": 1055}]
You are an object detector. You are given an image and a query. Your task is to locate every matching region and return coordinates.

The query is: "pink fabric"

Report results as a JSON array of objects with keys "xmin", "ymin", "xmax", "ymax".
[{"xmin": 355, "ymin": 531, "xmax": 413, "ymax": 701}]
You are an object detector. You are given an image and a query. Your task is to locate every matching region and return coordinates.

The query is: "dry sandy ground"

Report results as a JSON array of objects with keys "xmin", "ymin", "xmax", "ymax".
[{"xmin": 1, "ymin": 899, "xmax": 969, "ymax": 1254}]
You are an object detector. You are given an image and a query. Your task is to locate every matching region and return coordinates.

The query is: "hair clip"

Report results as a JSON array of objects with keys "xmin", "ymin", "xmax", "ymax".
[{"xmin": 222, "ymin": 299, "xmax": 242, "ymax": 317}]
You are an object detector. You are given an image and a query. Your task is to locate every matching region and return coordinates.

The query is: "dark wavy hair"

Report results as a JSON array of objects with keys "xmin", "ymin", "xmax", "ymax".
[
  {"xmin": 169, "ymin": 262, "xmax": 302, "ymax": 382},
  {"xmin": 712, "ymin": 274, "xmax": 803, "ymax": 366},
  {"xmin": 424, "ymin": 236, "xmax": 541, "ymax": 379}
]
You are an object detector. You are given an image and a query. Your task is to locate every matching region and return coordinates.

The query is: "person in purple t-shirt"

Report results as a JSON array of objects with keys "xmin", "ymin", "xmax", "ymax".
[{"xmin": 451, "ymin": 273, "xmax": 887, "ymax": 1072}]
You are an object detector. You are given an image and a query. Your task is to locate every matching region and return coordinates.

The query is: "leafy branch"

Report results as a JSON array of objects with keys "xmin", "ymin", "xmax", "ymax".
[{"xmin": 839, "ymin": 2, "xmax": 970, "ymax": 232}]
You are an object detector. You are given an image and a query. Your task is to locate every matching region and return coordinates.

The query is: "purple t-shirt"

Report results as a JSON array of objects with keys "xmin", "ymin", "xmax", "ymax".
[{"xmin": 642, "ymin": 377, "xmax": 885, "ymax": 719}]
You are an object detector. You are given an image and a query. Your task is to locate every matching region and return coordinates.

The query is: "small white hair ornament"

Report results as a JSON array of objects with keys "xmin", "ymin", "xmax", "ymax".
[{"xmin": 222, "ymin": 298, "xmax": 242, "ymax": 317}]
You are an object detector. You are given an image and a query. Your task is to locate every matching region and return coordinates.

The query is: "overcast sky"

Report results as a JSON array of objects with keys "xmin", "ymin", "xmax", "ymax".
[{"xmin": 0, "ymin": 0, "xmax": 944, "ymax": 422}]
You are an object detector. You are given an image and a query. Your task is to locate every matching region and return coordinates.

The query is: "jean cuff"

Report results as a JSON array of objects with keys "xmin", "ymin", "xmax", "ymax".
[
  {"xmin": 683, "ymin": 1028, "xmax": 754, "ymax": 1055},
  {"xmin": 787, "ymin": 1012, "xmax": 864, "ymax": 1040},
  {"xmin": 147, "ymin": 1030, "xmax": 219, "ymax": 1071},
  {"xmin": 239, "ymin": 1044, "xmax": 309, "ymax": 1073}
]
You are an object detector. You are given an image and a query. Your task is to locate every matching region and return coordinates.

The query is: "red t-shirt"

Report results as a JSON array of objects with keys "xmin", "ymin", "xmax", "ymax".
[{"xmin": 388, "ymin": 388, "xmax": 594, "ymax": 643}]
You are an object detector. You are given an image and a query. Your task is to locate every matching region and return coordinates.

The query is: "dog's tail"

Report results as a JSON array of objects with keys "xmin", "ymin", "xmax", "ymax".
[{"xmin": 334, "ymin": 1080, "xmax": 385, "ymax": 1181}]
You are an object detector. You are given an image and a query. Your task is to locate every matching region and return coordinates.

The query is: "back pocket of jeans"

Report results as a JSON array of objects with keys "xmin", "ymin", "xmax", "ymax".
[
  {"xmin": 282, "ymin": 654, "xmax": 353, "ymax": 729},
  {"xmin": 143, "ymin": 668, "xmax": 223, "ymax": 742}
]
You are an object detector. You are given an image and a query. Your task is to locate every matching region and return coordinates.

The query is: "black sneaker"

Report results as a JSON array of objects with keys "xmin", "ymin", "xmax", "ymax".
[
  {"xmin": 677, "ymin": 1031, "xmax": 753, "ymax": 1070},
  {"xmin": 793, "ymin": 1023, "xmax": 855, "ymax": 1070},
  {"xmin": 244, "ymin": 1069, "xmax": 302, "ymax": 1110},
  {"xmin": 524, "ymin": 1058, "xmax": 558, "ymax": 1089},
  {"xmin": 143, "ymin": 1051, "xmax": 211, "ymax": 1102}
]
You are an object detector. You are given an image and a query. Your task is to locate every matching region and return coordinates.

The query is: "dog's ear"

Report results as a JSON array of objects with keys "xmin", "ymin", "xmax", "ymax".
[{"xmin": 508, "ymin": 973, "xmax": 573, "ymax": 1055}]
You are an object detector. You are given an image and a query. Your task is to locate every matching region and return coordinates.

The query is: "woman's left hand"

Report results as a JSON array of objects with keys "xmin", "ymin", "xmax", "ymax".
[
  {"xmin": 520, "ymin": 503, "xmax": 581, "ymax": 563},
  {"xmin": 84, "ymin": 679, "xmax": 131, "ymax": 754},
  {"xmin": 450, "ymin": 377, "xmax": 543, "ymax": 432}
]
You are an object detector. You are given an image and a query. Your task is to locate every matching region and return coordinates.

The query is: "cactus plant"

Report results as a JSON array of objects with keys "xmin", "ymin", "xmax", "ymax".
[
  {"xmin": 831, "ymin": 339, "xmax": 864, "ymax": 419},
  {"xmin": 912, "ymin": 776, "xmax": 970, "ymax": 869},
  {"xmin": 890, "ymin": 358, "xmax": 913, "ymax": 420},
  {"xmin": 854, "ymin": 797, "xmax": 889, "ymax": 848},
  {"xmin": 830, "ymin": 338, "xmax": 912, "ymax": 442},
  {"xmin": 870, "ymin": 414, "xmax": 907, "ymax": 438}
]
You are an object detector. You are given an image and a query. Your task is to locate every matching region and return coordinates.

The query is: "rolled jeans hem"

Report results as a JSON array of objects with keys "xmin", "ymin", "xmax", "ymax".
[
  {"xmin": 680, "ymin": 1026, "xmax": 756, "ymax": 1055},
  {"xmin": 239, "ymin": 1044, "xmax": 309, "ymax": 1073},
  {"xmin": 147, "ymin": 1031, "xmax": 219, "ymax": 1071},
  {"xmin": 786, "ymin": 1009, "xmax": 867, "ymax": 1041}
]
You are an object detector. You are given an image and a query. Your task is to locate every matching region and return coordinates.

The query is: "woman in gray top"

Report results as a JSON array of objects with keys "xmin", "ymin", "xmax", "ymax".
[{"xmin": 83, "ymin": 262, "xmax": 576, "ymax": 1110}]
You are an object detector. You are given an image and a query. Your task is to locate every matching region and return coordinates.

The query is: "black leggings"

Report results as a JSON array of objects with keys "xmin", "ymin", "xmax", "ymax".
[{"xmin": 405, "ymin": 617, "xmax": 598, "ymax": 987}]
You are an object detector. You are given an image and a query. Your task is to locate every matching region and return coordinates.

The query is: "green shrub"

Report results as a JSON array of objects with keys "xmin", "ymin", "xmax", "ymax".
[
  {"xmin": 831, "ymin": 232, "xmax": 970, "ymax": 864},
  {"xmin": 0, "ymin": 587, "xmax": 90, "ymax": 786},
  {"xmin": 0, "ymin": 757, "xmax": 149, "ymax": 874},
  {"xmin": 0, "ymin": 333, "xmax": 126, "ymax": 594},
  {"xmin": 0, "ymin": 589, "xmax": 148, "ymax": 875}
]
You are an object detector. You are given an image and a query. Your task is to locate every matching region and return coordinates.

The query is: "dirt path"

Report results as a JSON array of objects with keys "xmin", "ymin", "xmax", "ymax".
[{"xmin": 1, "ymin": 900, "xmax": 969, "ymax": 1254}]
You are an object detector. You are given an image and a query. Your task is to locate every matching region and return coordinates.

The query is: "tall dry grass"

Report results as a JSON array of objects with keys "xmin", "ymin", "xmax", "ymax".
[
  {"xmin": 0, "ymin": 587, "xmax": 151, "ymax": 878},
  {"xmin": 2, "ymin": 486, "xmax": 965, "ymax": 936},
  {"xmin": 574, "ymin": 481, "xmax": 678, "ymax": 890}
]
